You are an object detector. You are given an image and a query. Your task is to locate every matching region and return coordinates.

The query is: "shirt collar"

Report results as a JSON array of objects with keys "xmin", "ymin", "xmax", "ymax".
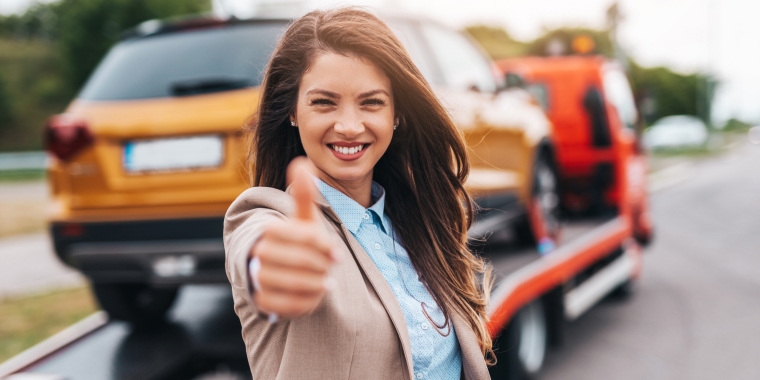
[{"xmin": 313, "ymin": 178, "xmax": 389, "ymax": 234}]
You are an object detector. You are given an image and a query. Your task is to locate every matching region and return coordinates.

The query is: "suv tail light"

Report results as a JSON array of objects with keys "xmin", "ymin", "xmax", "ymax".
[{"xmin": 45, "ymin": 114, "xmax": 94, "ymax": 161}]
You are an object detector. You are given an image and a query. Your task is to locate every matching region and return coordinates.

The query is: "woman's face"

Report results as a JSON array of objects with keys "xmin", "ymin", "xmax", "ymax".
[{"xmin": 293, "ymin": 52, "xmax": 394, "ymax": 189}]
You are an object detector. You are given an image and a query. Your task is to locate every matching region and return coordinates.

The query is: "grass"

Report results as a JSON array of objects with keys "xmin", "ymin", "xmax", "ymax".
[
  {"xmin": 649, "ymin": 145, "xmax": 713, "ymax": 157},
  {"xmin": 0, "ymin": 169, "xmax": 45, "ymax": 182},
  {"xmin": 649, "ymin": 130, "xmax": 748, "ymax": 158},
  {"xmin": 0, "ymin": 286, "xmax": 99, "ymax": 364}
]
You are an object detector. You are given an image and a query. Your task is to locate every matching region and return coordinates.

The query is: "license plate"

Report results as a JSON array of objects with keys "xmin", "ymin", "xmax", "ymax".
[{"xmin": 123, "ymin": 135, "xmax": 224, "ymax": 173}]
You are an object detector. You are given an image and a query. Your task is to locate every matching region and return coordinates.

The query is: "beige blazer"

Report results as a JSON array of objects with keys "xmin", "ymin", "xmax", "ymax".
[{"xmin": 224, "ymin": 187, "xmax": 490, "ymax": 380}]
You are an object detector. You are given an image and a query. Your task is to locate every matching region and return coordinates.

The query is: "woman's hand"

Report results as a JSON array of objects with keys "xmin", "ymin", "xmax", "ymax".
[{"xmin": 250, "ymin": 158, "xmax": 338, "ymax": 319}]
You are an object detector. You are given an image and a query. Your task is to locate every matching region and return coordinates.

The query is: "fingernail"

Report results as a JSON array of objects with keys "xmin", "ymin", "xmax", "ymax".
[{"xmin": 324, "ymin": 277, "xmax": 337, "ymax": 291}]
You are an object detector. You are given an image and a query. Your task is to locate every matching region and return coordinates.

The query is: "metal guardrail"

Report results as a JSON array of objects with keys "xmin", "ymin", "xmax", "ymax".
[{"xmin": 0, "ymin": 152, "xmax": 47, "ymax": 171}]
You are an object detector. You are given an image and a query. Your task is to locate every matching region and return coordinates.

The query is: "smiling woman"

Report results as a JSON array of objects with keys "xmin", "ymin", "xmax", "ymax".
[{"xmin": 224, "ymin": 7, "xmax": 492, "ymax": 380}]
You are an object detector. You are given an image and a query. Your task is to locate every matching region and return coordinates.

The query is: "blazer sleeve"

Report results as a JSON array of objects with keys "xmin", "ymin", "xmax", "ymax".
[{"xmin": 223, "ymin": 187, "xmax": 291, "ymax": 303}]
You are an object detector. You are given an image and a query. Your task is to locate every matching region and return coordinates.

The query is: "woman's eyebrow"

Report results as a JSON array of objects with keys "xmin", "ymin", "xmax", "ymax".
[
  {"xmin": 358, "ymin": 89, "xmax": 390, "ymax": 98},
  {"xmin": 306, "ymin": 89, "xmax": 340, "ymax": 98}
]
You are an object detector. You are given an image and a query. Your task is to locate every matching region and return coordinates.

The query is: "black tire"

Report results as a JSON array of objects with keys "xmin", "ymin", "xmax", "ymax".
[
  {"xmin": 92, "ymin": 283, "xmax": 178, "ymax": 327},
  {"xmin": 515, "ymin": 152, "xmax": 561, "ymax": 246},
  {"xmin": 609, "ymin": 277, "xmax": 637, "ymax": 300},
  {"xmin": 489, "ymin": 301, "xmax": 548, "ymax": 380}
]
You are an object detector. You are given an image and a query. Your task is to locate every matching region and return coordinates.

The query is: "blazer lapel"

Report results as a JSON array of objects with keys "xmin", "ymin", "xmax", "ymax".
[
  {"xmin": 308, "ymin": 191, "xmax": 415, "ymax": 380},
  {"xmin": 452, "ymin": 313, "xmax": 490, "ymax": 380},
  {"xmin": 339, "ymin": 223, "xmax": 415, "ymax": 379}
]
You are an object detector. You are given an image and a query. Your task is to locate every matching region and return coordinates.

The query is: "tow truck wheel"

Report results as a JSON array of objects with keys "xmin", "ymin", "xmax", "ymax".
[
  {"xmin": 490, "ymin": 300, "xmax": 548, "ymax": 380},
  {"xmin": 92, "ymin": 283, "xmax": 178, "ymax": 327},
  {"xmin": 517, "ymin": 300, "xmax": 548, "ymax": 376},
  {"xmin": 610, "ymin": 277, "xmax": 637, "ymax": 300}
]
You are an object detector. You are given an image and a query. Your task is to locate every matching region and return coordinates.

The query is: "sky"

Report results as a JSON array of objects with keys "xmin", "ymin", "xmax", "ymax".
[{"xmin": 3, "ymin": 0, "xmax": 759, "ymax": 124}]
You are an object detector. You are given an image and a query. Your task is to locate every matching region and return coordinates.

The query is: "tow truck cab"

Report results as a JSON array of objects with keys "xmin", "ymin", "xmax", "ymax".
[{"xmin": 497, "ymin": 56, "xmax": 653, "ymax": 245}]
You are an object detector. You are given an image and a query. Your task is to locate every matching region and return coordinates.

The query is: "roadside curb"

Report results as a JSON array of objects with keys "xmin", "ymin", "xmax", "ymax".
[{"xmin": 0, "ymin": 312, "xmax": 108, "ymax": 378}]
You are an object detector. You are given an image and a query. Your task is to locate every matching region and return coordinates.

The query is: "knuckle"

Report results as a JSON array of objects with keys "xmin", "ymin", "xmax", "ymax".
[
  {"xmin": 255, "ymin": 292, "xmax": 272, "ymax": 310},
  {"xmin": 253, "ymin": 239, "xmax": 270, "ymax": 256}
]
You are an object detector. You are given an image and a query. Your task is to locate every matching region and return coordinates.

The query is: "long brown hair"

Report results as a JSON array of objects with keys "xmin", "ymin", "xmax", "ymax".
[{"xmin": 249, "ymin": 7, "xmax": 493, "ymax": 360}]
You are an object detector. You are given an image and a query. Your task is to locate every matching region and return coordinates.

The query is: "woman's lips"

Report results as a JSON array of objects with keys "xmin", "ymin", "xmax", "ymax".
[{"xmin": 328, "ymin": 143, "xmax": 369, "ymax": 161}]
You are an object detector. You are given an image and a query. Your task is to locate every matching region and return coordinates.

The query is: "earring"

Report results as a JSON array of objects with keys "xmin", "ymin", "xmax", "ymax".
[
  {"xmin": 290, "ymin": 120, "xmax": 296, "ymax": 127},
  {"xmin": 393, "ymin": 118, "xmax": 399, "ymax": 130}
]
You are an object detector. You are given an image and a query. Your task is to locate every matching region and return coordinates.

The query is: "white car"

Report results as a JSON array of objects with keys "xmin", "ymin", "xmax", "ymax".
[{"xmin": 644, "ymin": 115, "xmax": 709, "ymax": 149}]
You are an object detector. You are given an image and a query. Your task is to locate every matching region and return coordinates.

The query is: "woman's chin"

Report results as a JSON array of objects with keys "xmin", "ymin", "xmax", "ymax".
[{"xmin": 322, "ymin": 168, "xmax": 373, "ymax": 185}]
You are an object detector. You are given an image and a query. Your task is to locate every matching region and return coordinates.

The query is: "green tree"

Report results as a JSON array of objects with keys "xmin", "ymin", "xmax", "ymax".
[
  {"xmin": 0, "ymin": 3, "xmax": 57, "ymax": 39},
  {"xmin": 0, "ymin": 71, "xmax": 14, "ymax": 133},
  {"xmin": 55, "ymin": 0, "xmax": 210, "ymax": 91},
  {"xmin": 628, "ymin": 62, "xmax": 714, "ymax": 125},
  {"xmin": 0, "ymin": 0, "xmax": 210, "ymax": 152},
  {"xmin": 465, "ymin": 25, "xmax": 526, "ymax": 60}
]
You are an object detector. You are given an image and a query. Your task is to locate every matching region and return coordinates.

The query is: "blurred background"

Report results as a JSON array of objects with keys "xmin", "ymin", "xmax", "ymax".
[{"xmin": 0, "ymin": 0, "xmax": 759, "ymax": 379}]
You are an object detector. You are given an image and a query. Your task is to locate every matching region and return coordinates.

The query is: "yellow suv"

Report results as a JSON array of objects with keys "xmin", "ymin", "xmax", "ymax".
[{"xmin": 47, "ymin": 15, "xmax": 556, "ymax": 325}]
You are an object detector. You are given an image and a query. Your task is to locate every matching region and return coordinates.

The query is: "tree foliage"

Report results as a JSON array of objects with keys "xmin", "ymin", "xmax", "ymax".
[
  {"xmin": 55, "ymin": 0, "xmax": 210, "ymax": 90},
  {"xmin": 628, "ymin": 63, "xmax": 713, "ymax": 125},
  {"xmin": 0, "ymin": 71, "xmax": 13, "ymax": 132},
  {"xmin": 465, "ymin": 25, "xmax": 526, "ymax": 60},
  {"xmin": 0, "ymin": 0, "xmax": 210, "ymax": 151}
]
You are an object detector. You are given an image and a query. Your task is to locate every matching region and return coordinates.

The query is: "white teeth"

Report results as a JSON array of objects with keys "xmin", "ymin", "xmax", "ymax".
[{"xmin": 331, "ymin": 144, "xmax": 365, "ymax": 154}]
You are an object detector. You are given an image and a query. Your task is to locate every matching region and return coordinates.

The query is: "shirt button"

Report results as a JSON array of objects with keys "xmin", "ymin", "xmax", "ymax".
[
  {"xmin": 416, "ymin": 372, "xmax": 424, "ymax": 379},
  {"xmin": 374, "ymin": 243, "xmax": 381, "ymax": 250},
  {"xmin": 421, "ymin": 323, "xmax": 429, "ymax": 330},
  {"xmin": 363, "ymin": 213, "xmax": 370, "ymax": 220}
]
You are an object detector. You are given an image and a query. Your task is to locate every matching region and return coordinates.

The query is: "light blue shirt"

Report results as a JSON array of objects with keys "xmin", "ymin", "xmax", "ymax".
[{"xmin": 315, "ymin": 179, "xmax": 462, "ymax": 380}]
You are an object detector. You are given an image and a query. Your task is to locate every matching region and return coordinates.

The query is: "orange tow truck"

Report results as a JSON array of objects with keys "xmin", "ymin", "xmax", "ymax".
[{"xmin": 482, "ymin": 54, "xmax": 653, "ymax": 379}]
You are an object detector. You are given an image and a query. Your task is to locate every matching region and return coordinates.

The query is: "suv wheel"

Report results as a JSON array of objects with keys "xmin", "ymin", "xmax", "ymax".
[{"xmin": 515, "ymin": 153, "xmax": 561, "ymax": 246}]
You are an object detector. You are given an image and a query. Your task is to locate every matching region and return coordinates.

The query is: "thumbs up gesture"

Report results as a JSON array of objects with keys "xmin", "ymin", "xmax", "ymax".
[{"xmin": 249, "ymin": 158, "xmax": 338, "ymax": 319}]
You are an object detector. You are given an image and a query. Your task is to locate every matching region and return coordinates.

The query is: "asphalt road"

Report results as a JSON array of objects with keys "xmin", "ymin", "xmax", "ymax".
[
  {"xmin": 0, "ymin": 233, "xmax": 84, "ymax": 298},
  {"xmin": 540, "ymin": 141, "xmax": 760, "ymax": 380}
]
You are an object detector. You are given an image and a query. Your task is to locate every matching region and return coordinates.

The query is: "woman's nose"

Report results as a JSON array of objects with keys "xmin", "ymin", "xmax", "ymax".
[{"xmin": 333, "ymin": 110, "xmax": 364, "ymax": 137}]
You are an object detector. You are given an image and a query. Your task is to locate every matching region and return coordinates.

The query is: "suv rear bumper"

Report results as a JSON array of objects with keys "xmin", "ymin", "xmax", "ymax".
[{"xmin": 51, "ymin": 217, "xmax": 227, "ymax": 285}]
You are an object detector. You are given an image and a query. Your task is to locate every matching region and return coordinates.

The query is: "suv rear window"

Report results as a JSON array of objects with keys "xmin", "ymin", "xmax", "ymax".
[{"xmin": 78, "ymin": 21, "xmax": 288, "ymax": 101}]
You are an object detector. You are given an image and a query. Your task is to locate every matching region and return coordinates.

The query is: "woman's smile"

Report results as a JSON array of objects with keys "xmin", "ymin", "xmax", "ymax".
[{"xmin": 328, "ymin": 142, "xmax": 371, "ymax": 161}]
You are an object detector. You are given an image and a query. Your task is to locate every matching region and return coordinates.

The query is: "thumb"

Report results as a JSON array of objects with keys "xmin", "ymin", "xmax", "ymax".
[{"xmin": 287, "ymin": 157, "xmax": 317, "ymax": 222}]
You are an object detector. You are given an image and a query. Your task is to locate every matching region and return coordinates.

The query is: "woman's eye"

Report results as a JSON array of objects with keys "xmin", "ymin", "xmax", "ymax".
[
  {"xmin": 362, "ymin": 98, "xmax": 386, "ymax": 106},
  {"xmin": 310, "ymin": 98, "xmax": 336, "ymax": 106}
]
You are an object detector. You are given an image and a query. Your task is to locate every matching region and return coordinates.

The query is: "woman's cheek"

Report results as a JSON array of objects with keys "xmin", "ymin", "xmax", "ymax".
[{"xmin": 299, "ymin": 121, "xmax": 331, "ymax": 152}]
